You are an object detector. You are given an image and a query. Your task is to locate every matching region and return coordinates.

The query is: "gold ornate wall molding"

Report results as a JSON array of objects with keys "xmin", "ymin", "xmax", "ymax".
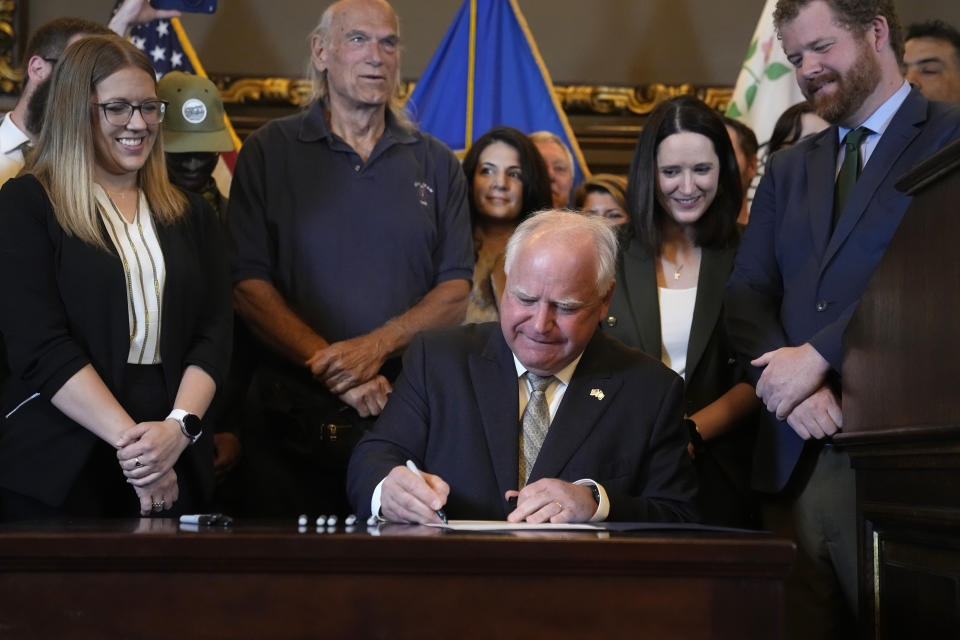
[
  {"xmin": 213, "ymin": 75, "xmax": 734, "ymax": 174},
  {"xmin": 0, "ymin": 0, "xmax": 22, "ymax": 95},
  {"xmin": 217, "ymin": 75, "xmax": 313, "ymax": 107},
  {"xmin": 555, "ymin": 84, "xmax": 733, "ymax": 115},
  {"xmin": 212, "ymin": 74, "xmax": 732, "ymax": 116}
]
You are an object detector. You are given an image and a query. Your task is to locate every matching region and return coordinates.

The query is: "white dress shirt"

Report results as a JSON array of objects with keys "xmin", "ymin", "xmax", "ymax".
[
  {"xmin": 657, "ymin": 286, "xmax": 698, "ymax": 380},
  {"xmin": 836, "ymin": 80, "xmax": 911, "ymax": 175},
  {"xmin": 0, "ymin": 113, "xmax": 30, "ymax": 186}
]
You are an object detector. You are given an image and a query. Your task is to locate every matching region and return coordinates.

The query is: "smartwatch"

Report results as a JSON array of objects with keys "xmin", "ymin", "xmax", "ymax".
[
  {"xmin": 586, "ymin": 483, "xmax": 601, "ymax": 504},
  {"xmin": 167, "ymin": 409, "xmax": 202, "ymax": 444}
]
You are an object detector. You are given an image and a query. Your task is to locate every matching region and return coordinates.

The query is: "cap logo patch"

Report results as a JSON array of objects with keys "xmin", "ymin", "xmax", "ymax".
[{"xmin": 181, "ymin": 98, "xmax": 207, "ymax": 124}]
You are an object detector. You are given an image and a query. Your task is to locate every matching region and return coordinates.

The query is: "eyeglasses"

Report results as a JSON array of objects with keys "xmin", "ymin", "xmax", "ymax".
[
  {"xmin": 94, "ymin": 100, "xmax": 168, "ymax": 126},
  {"xmin": 42, "ymin": 57, "xmax": 58, "ymax": 65}
]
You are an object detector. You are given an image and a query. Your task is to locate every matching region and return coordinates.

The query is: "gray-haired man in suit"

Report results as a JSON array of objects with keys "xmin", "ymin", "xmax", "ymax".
[{"xmin": 348, "ymin": 210, "xmax": 698, "ymax": 524}]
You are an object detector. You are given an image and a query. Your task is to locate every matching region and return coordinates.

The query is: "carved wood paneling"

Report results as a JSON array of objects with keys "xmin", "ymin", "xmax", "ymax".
[
  {"xmin": 211, "ymin": 75, "xmax": 733, "ymax": 174},
  {"xmin": 213, "ymin": 76, "xmax": 733, "ymax": 174},
  {"xmin": 212, "ymin": 75, "xmax": 732, "ymax": 116}
]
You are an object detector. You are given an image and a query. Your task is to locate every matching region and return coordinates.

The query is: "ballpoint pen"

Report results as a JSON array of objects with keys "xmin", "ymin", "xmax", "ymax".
[{"xmin": 405, "ymin": 459, "xmax": 448, "ymax": 524}]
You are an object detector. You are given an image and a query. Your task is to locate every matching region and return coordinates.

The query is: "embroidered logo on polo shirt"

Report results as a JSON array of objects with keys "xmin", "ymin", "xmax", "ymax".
[{"xmin": 414, "ymin": 181, "xmax": 434, "ymax": 206}]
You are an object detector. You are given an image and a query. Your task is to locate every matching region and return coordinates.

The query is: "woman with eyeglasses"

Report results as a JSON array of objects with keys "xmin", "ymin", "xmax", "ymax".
[{"xmin": 0, "ymin": 35, "xmax": 231, "ymax": 520}]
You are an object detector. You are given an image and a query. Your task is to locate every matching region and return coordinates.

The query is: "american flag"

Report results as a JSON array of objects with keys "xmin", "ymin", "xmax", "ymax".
[
  {"xmin": 129, "ymin": 17, "xmax": 194, "ymax": 78},
  {"xmin": 111, "ymin": 3, "xmax": 240, "ymax": 171}
]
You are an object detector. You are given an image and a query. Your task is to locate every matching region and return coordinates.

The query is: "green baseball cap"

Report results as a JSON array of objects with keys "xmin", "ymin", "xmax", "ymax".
[{"xmin": 157, "ymin": 71, "xmax": 234, "ymax": 153}]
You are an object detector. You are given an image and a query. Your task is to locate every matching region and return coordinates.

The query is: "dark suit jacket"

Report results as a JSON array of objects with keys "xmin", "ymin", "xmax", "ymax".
[
  {"xmin": 347, "ymin": 323, "xmax": 698, "ymax": 522},
  {"xmin": 725, "ymin": 88, "xmax": 960, "ymax": 493},
  {"xmin": 602, "ymin": 239, "xmax": 756, "ymax": 526},
  {"xmin": 0, "ymin": 175, "xmax": 232, "ymax": 507}
]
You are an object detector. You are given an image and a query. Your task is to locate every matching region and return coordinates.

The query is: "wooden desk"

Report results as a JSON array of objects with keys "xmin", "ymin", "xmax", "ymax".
[{"xmin": 0, "ymin": 521, "xmax": 793, "ymax": 639}]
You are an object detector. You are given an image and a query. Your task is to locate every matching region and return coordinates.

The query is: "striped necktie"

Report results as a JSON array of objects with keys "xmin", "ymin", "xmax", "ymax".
[{"xmin": 518, "ymin": 372, "xmax": 554, "ymax": 488}]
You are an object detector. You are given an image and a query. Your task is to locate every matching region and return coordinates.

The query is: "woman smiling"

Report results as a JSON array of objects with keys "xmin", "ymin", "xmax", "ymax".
[
  {"xmin": 0, "ymin": 35, "xmax": 231, "ymax": 520},
  {"xmin": 461, "ymin": 126, "xmax": 551, "ymax": 323},
  {"xmin": 602, "ymin": 96, "xmax": 759, "ymax": 527}
]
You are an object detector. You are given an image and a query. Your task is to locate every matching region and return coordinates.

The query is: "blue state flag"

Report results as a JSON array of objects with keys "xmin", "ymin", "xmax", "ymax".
[{"xmin": 407, "ymin": 0, "xmax": 589, "ymax": 184}]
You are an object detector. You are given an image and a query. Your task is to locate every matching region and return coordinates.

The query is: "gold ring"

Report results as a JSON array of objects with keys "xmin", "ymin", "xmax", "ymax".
[{"xmin": 555, "ymin": 501, "xmax": 563, "ymax": 511}]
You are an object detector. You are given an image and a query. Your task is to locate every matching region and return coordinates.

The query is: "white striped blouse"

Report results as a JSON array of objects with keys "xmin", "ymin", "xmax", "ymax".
[{"xmin": 94, "ymin": 184, "xmax": 166, "ymax": 365}]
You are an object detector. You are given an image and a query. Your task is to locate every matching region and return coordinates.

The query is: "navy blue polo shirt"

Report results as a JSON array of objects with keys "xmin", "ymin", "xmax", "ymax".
[{"xmin": 229, "ymin": 104, "xmax": 473, "ymax": 343}]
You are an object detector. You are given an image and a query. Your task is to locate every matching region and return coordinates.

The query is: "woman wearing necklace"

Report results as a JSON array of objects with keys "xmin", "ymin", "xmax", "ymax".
[
  {"xmin": 602, "ymin": 96, "xmax": 759, "ymax": 527},
  {"xmin": 0, "ymin": 35, "xmax": 230, "ymax": 519}
]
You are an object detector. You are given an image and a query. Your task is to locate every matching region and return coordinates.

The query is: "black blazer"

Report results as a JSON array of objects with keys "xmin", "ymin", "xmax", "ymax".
[
  {"xmin": 602, "ymin": 238, "xmax": 756, "ymax": 526},
  {"xmin": 0, "ymin": 174, "xmax": 232, "ymax": 507},
  {"xmin": 347, "ymin": 323, "xmax": 698, "ymax": 522}
]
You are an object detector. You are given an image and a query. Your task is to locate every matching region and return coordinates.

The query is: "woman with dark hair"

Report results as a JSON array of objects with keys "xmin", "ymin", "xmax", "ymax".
[
  {"xmin": 0, "ymin": 35, "xmax": 231, "ymax": 519},
  {"xmin": 601, "ymin": 95, "xmax": 759, "ymax": 527},
  {"xmin": 461, "ymin": 126, "xmax": 552, "ymax": 323},
  {"xmin": 769, "ymin": 101, "xmax": 829, "ymax": 153},
  {"xmin": 574, "ymin": 173, "xmax": 630, "ymax": 239}
]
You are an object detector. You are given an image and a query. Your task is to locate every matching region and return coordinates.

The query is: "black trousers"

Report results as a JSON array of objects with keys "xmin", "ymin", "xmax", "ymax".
[{"xmin": 236, "ymin": 363, "xmax": 376, "ymax": 518}]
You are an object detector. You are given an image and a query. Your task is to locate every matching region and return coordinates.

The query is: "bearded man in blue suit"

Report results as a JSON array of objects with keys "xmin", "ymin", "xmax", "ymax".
[{"xmin": 725, "ymin": 0, "xmax": 960, "ymax": 636}]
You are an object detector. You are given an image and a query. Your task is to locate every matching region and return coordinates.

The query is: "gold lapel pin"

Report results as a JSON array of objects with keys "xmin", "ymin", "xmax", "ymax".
[{"xmin": 589, "ymin": 388, "xmax": 605, "ymax": 401}]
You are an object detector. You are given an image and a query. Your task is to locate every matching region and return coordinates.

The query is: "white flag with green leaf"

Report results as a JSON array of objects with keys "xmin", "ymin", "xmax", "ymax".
[{"xmin": 726, "ymin": 0, "xmax": 806, "ymax": 147}]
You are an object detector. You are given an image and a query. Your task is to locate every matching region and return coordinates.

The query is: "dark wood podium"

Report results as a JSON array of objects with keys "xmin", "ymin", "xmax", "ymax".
[
  {"xmin": 838, "ymin": 138, "xmax": 960, "ymax": 638},
  {"xmin": 0, "ymin": 520, "xmax": 793, "ymax": 639}
]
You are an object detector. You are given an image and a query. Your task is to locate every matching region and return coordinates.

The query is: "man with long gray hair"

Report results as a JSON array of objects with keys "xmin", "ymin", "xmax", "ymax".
[{"xmin": 228, "ymin": 0, "xmax": 472, "ymax": 516}]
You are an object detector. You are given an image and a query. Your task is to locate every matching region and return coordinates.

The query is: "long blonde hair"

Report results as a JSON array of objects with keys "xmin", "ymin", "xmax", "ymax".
[{"xmin": 28, "ymin": 34, "xmax": 187, "ymax": 250}]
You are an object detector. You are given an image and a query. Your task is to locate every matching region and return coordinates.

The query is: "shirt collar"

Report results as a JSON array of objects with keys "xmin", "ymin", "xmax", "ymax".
[
  {"xmin": 0, "ymin": 113, "xmax": 31, "ymax": 155},
  {"xmin": 512, "ymin": 352, "xmax": 584, "ymax": 387},
  {"xmin": 838, "ymin": 80, "xmax": 911, "ymax": 142},
  {"xmin": 299, "ymin": 102, "xmax": 416, "ymax": 145}
]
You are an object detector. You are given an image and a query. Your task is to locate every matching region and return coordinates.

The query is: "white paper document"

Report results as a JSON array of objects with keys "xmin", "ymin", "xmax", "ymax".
[{"xmin": 422, "ymin": 520, "xmax": 604, "ymax": 531}]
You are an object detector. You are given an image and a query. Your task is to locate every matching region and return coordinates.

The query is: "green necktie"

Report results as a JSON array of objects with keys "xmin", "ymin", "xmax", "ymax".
[{"xmin": 832, "ymin": 126, "xmax": 872, "ymax": 230}]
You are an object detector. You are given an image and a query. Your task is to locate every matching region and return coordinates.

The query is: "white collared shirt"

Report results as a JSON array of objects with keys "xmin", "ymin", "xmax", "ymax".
[
  {"xmin": 0, "ymin": 112, "xmax": 30, "ymax": 186},
  {"xmin": 513, "ymin": 353, "xmax": 581, "ymax": 422},
  {"xmin": 836, "ymin": 80, "xmax": 911, "ymax": 175}
]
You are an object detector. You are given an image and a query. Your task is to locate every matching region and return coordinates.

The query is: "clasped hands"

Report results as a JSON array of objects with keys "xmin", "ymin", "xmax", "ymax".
[
  {"xmin": 115, "ymin": 419, "xmax": 189, "ymax": 515},
  {"xmin": 752, "ymin": 343, "xmax": 842, "ymax": 440},
  {"xmin": 380, "ymin": 465, "xmax": 597, "ymax": 524},
  {"xmin": 306, "ymin": 334, "xmax": 393, "ymax": 417}
]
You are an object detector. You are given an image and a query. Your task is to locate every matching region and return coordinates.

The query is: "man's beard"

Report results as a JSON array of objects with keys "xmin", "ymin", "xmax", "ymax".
[
  {"xmin": 803, "ymin": 39, "xmax": 881, "ymax": 125},
  {"xmin": 24, "ymin": 75, "xmax": 51, "ymax": 137}
]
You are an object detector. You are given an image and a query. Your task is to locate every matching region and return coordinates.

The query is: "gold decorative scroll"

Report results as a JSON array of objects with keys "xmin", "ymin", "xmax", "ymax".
[
  {"xmin": 0, "ymin": 0, "xmax": 20, "ymax": 95},
  {"xmin": 213, "ymin": 75, "xmax": 733, "ymax": 116},
  {"xmin": 217, "ymin": 76, "xmax": 314, "ymax": 107}
]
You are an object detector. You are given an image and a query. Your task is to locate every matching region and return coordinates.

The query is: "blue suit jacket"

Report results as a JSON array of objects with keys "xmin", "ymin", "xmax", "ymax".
[
  {"xmin": 347, "ymin": 323, "xmax": 699, "ymax": 522},
  {"xmin": 725, "ymin": 88, "xmax": 960, "ymax": 493}
]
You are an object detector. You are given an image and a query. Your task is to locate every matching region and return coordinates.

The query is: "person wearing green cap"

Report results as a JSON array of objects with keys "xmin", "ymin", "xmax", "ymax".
[
  {"xmin": 157, "ymin": 71, "xmax": 246, "ymax": 496},
  {"xmin": 157, "ymin": 71, "xmax": 234, "ymax": 223}
]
